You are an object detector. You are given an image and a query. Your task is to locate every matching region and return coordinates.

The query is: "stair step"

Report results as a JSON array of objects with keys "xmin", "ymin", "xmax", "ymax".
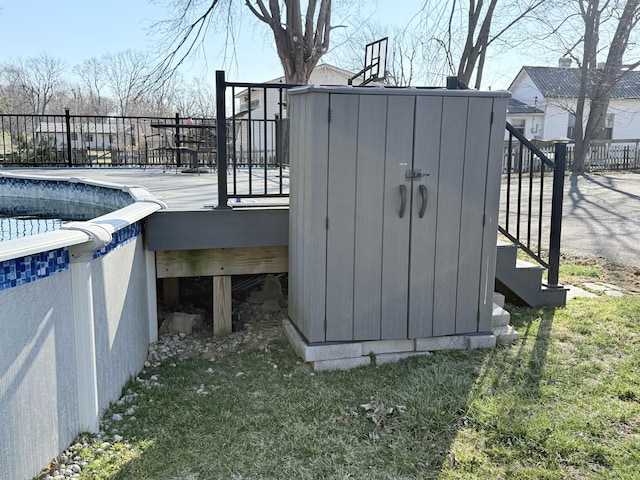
[
  {"xmin": 493, "ymin": 292, "xmax": 505, "ymax": 308},
  {"xmin": 494, "ymin": 325, "xmax": 520, "ymax": 345},
  {"xmin": 491, "ymin": 303, "xmax": 519, "ymax": 344},
  {"xmin": 496, "ymin": 241, "xmax": 567, "ymax": 307},
  {"xmin": 515, "ymin": 258, "xmax": 544, "ymax": 270},
  {"xmin": 491, "ymin": 303, "xmax": 510, "ymax": 328}
]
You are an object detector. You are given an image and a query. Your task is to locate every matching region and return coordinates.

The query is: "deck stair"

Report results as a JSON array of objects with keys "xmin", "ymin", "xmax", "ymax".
[{"xmin": 495, "ymin": 241, "xmax": 567, "ymax": 307}]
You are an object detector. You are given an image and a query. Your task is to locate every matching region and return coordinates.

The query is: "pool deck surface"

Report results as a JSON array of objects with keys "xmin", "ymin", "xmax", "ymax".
[
  {"xmin": 1, "ymin": 166, "xmax": 288, "ymax": 209},
  {"xmin": 3, "ymin": 167, "xmax": 640, "ymax": 268}
]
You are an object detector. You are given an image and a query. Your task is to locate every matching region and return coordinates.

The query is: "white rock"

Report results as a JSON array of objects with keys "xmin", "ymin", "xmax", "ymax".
[
  {"xmin": 112, "ymin": 414, "xmax": 123, "ymax": 422},
  {"xmin": 159, "ymin": 312, "xmax": 204, "ymax": 335},
  {"xmin": 113, "ymin": 434, "xmax": 123, "ymax": 442},
  {"xmin": 71, "ymin": 465, "xmax": 81, "ymax": 473},
  {"xmin": 150, "ymin": 375, "xmax": 159, "ymax": 382}
]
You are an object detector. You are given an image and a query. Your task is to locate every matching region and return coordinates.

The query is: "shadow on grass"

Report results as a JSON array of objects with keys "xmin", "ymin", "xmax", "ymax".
[
  {"xmin": 87, "ymin": 337, "xmax": 495, "ymax": 480},
  {"xmin": 506, "ymin": 306, "xmax": 556, "ymax": 395}
]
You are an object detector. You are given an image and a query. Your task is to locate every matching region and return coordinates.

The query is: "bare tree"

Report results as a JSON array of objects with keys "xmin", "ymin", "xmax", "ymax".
[
  {"xmin": 102, "ymin": 50, "xmax": 153, "ymax": 116},
  {"xmin": 153, "ymin": 0, "xmax": 334, "ymax": 84},
  {"xmin": 328, "ymin": 20, "xmax": 445, "ymax": 86},
  {"xmin": 421, "ymin": 0, "xmax": 549, "ymax": 88},
  {"xmin": 570, "ymin": 0, "xmax": 640, "ymax": 173},
  {"xmin": 0, "ymin": 53, "xmax": 65, "ymax": 114},
  {"xmin": 74, "ymin": 58, "xmax": 113, "ymax": 115}
]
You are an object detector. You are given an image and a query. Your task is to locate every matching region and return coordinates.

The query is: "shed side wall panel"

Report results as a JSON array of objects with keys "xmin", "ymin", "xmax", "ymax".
[{"xmin": 456, "ymin": 97, "xmax": 493, "ymax": 333}]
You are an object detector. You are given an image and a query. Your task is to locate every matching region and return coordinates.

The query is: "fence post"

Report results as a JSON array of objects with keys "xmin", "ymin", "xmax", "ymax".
[
  {"xmin": 547, "ymin": 142, "xmax": 566, "ymax": 287},
  {"xmin": 65, "ymin": 108, "xmax": 73, "ymax": 167},
  {"xmin": 215, "ymin": 70, "xmax": 231, "ymax": 209}
]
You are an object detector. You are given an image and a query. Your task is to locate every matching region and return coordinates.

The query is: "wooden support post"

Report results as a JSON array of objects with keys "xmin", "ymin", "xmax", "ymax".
[
  {"xmin": 213, "ymin": 275, "xmax": 232, "ymax": 336},
  {"xmin": 163, "ymin": 277, "xmax": 180, "ymax": 308}
]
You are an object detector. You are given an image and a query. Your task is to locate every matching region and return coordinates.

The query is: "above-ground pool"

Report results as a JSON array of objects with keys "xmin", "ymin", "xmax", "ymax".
[{"xmin": 0, "ymin": 170, "xmax": 166, "ymax": 480}]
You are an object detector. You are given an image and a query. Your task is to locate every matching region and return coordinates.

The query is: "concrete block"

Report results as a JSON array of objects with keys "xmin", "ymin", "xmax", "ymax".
[
  {"xmin": 374, "ymin": 351, "xmax": 431, "ymax": 366},
  {"xmin": 313, "ymin": 356, "xmax": 371, "ymax": 371},
  {"xmin": 467, "ymin": 334, "xmax": 497, "ymax": 350},
  {"xmin": 283, "ymin": 319, "xmax": 362, "ymax": 362},
  {"xmin": 493, "ymin": 292, "xmax": 505, "ymax": 308},
  {"xmin": 362, "ymin": 339, "xmax": 415, "ymax": 356},
  {"xmin": 415, "ymin": 335, "xmax": 468, "ymax": 352},
  {"xmin": 495, "ymin": 325, "xmax": 520, "ymax": 345},
  {"xmin": 491, "ymin": 304, "xmax": 511, "ymax": 328}
]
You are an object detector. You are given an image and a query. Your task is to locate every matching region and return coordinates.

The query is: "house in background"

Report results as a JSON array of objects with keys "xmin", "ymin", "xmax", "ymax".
[
  {"xmin": 35, "ymin": 122, "xmax": 135, "ymax": 151},
  {"xmin": 0, "ymin": 130, "xmax": 13, "ymax": 155},
  {"xmin": 508, "ymin": 60, "xmax": 640, "ymax": 141},
  {"xmin": 506, "ymin": 98, "xmax": 545, "ymax": 139},
  {"xmin": 231, "ymin": 64, "xmax": 360, "ymax": 163}
]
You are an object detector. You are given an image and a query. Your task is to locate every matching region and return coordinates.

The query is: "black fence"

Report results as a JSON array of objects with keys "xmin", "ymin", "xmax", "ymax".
[
  {"xmin": 0, "ymin": 111, "xmax": 217, "ymax": 168},
  {"xmin": 503, "ymin": 139, "xmax": 640, "ymax": 173},
  {"xmin": 501, "ymin": 123, "xmax": 566, "ymax": 286},
  {"xmin": 214, "ymin": 70, "xmax": 297, "ymax": 206}
]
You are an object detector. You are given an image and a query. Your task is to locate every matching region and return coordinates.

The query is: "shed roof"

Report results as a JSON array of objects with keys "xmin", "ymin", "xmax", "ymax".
[{"xmin": 514, "ymin": 66, "xmax": 640, "ymax": 99}]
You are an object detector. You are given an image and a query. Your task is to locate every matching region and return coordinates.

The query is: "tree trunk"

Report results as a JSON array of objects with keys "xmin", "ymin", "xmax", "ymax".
[
  {"xmin": 251, "ymin": 0, "xmax": 332, "ymax": 84},
  {"xmin": 573, "ymin": 0, "xmax": 640, "ymax": 173}
]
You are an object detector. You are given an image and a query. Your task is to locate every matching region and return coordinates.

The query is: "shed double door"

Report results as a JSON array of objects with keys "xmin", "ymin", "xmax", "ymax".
[{"xmin": 288, "ymin": 88, "xmax": 507, "ymax": 343}]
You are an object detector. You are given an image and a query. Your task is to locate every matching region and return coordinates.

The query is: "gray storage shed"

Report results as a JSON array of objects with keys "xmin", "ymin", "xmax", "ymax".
[{"xmin": 287, "ymin": 85, "xmax": 509, "ymax": 344}]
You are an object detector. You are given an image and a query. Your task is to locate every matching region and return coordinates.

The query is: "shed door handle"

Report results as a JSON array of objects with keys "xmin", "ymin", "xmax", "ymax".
[
  {"xmin": 418, "ymin": 184, "xmax": 428, "ymax": 218},
  {"xmin": 399, "ymin": 184, "xmax": 407, "ymax": 218}
]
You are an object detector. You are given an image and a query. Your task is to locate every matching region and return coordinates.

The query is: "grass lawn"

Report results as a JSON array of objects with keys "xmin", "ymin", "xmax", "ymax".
[{"xmin": 37, "ymin": 265, "xmax": 640, "ymax": 479}]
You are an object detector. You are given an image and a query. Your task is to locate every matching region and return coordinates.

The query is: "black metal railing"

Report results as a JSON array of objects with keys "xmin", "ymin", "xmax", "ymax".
[
  {"xmin": 501, "ymin": 123, "xmax": 566, "ymax": 286},
  {"xmin": 0, "ymin": 111, "xmax": 219, "ymax": 168},
  {"xmin": 215, "ymin": 70, "xmax": 298, "ymax": 207}
]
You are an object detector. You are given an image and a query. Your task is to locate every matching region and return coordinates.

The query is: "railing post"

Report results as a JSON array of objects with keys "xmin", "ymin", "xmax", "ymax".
[
  {"xmin": 65, "ymin": 108, "xmax": 73, "ymax": 167},
  {"xmin": 215, "ymin": 70, "xmax": 231, "ymax": 209},
  {"xmin": 174, "ymin": 112, "xmax": 181, "ymax": 168},
  {"xmin": 547, "ymin": 142, "xmax": 566, "ymax": 287}
]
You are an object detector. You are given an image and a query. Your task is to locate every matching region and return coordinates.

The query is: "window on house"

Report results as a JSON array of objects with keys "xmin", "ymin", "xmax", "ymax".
[
  {"xmin": 567, "ymin": 113, "xmax": 576, "ymax": 139},
  {"xmin": 70, "ymin": 133, "xmax": 77, "ymax": 141},
  {"xmin": 604, "ymin": 113, "xmax": 614, "ymax": 140},
  {"xmin": 511, "ymin": 119, "xmax": 526, "ymax": 135}
]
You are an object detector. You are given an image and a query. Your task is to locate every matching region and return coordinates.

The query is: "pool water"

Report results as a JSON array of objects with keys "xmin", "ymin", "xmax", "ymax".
[
  {"xmin": 0, "ymin": 197, "xmax": 113, "ymax": 241},
  {"xmin": 1, "ymin": 215, "xmax": 66, "ymax": 241}
]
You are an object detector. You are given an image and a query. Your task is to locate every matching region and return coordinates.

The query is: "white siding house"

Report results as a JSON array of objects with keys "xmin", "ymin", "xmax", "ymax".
[
  {"xmin": 231, "ymin": 64, "xmax": 360, "ymax": 163},
  {"xmin": 508, "ymin": 63, "xmax": 640, "ymax": 141},
  {"xmin": 505, "ymin": 98, "xmax": 545, "ymax": 139},
  {"xmin": 35, "ymin": 122, "xmax": 134, "ymax": 150}
]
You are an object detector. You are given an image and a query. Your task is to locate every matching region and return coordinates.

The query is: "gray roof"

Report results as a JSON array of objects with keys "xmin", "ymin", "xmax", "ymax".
[
  {"xmin": 516, "ymin": 66, "xmax": 640, "ymax": 99},
  {"xmin": 507, "ymin": 98, "xmax": 544, "ymax": 114}
]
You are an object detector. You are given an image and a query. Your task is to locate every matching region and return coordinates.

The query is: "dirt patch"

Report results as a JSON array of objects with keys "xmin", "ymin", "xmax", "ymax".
[{"xmin": 561, "ymin": 253, "xmax": 640, "ymax": 294}]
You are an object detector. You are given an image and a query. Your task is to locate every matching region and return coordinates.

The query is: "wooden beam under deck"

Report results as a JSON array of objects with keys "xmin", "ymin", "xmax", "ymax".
[
  {"xmin": 156, "ymin": 246, "xmax": 288, "ymax": 278},
  {"xmin": 156, "ymin": 246, "xmax": 288, "ymax": 336}
]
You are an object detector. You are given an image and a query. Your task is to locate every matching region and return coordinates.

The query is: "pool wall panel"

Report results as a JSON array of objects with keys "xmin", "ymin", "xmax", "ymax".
[
  {"xmin": 0, "ymin": 270, "xmax": 80, "ymax": 480},
  {"xmin": 92, "ymin": 235, "xmax": 150, "ymax": 410}
]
